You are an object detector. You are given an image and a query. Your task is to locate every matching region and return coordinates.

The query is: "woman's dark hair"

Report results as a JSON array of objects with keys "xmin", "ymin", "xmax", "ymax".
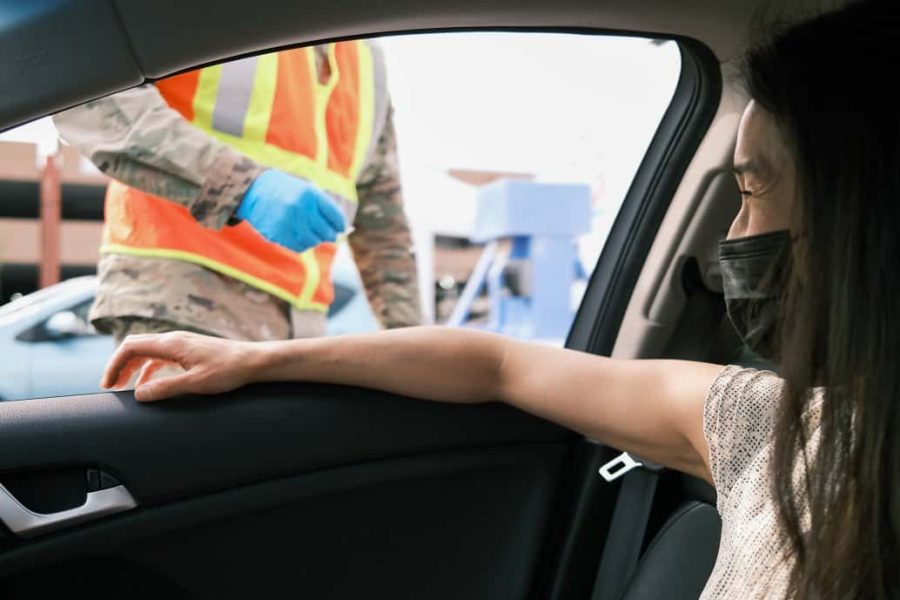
[{"xmin": 743, "ymin": 1, "xmax": 900, "ymax": 597}]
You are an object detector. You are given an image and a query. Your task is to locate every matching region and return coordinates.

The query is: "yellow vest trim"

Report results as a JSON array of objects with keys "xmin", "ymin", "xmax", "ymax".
[
  {"xmin": 192, "ymin": 65, "xmax": 222, "ymax": 132},
  {"xmin": 100, "ymin": 243, "xmax": 329, "ymax": 313},
  {"xmin": 316, "ymin": 45, "xmax": 341, "ymax": 167},
  {"xmin": 352, "ymin": 43, "xmax": 376, "ymax": 177},
  {"xmin": 186, "ymin": 49, "xmax": 359, "ymax": 201},
  {"xmin": 296, "ymin": 249, "xmax": 322, "ymax": 307},
  {"xmin": 242, "ymin": 53, "xmax": 279, "ymax": 142},
  {"xmin": 203, "ymin": 126, "xmax": 358, "ymax": 201}
]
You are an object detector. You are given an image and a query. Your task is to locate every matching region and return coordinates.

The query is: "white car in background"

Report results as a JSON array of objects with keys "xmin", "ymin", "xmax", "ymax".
[
  {"xmin": 0, "ymin": 248, "xmax": 379, "ymax": 401},
  {"xmin": 0, "ymin": 276, "xmax": 110, "ymax": 401}
]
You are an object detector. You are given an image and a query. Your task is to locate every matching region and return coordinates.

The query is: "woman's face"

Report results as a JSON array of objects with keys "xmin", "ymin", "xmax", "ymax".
[{"xmin": 728, "ymin": 100, "xmax": 795, "ymax": 239}]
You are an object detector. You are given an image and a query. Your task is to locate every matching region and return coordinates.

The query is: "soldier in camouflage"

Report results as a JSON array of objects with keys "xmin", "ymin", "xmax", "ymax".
[{"xmin": 54, "ymin": 43, "xmax": 422, "ymax": 344}]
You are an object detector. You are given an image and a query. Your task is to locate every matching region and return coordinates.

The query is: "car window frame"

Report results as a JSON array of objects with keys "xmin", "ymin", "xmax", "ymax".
[{"xmin": 534, "ymin": 35, "xmax": 722, "ymax": 599}]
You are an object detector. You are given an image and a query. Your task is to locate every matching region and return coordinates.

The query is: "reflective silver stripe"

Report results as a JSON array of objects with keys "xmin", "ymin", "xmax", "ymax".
[
  {"xmin": 212, "ymin": 56, "xmax": 258, "ymax": 137},
  {"xmin": 361, "ymin": 40, "xmax": 390, "ymax": 172}
]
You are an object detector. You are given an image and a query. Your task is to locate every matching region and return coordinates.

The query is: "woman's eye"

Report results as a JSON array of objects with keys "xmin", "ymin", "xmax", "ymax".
[{"xmin": 739, "ymin": 189, "xmax": 752, "ymax": 198}]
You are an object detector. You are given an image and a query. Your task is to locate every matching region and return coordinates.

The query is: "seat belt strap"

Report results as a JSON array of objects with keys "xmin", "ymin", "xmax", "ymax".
[
  {"xmin": 590, "ymin": 453, "xmax": 661, "ymax": 600},
  {"xmin": 590, "ymin": 257, "xmax": 725, "ymax": 599}
]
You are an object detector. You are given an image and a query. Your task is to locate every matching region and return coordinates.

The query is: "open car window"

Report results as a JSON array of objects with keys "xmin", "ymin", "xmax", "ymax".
[{"xmin": 0, "ymin": 31, "xmax": 680, "ymax": 402}]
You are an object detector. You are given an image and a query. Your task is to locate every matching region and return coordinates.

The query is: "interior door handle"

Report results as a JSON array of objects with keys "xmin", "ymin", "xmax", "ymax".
[{"xmin": 0, "ymin": 483, "xmax": 137, "ymax": 538}]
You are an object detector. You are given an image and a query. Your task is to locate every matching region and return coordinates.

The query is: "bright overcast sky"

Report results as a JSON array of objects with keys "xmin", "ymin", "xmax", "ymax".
[{"xmin": 383, "ymin": 33, "xmax": 679, "ymax": 191}]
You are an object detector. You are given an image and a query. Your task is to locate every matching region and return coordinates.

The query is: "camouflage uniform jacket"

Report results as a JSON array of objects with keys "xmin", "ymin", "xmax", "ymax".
[{"xmin": 54, "ymin": 44, "xmax": 422, "ymax": 341}]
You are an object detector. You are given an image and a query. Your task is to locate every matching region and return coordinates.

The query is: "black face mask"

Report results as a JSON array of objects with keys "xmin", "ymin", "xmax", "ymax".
[{"xmin": 718, "ymin": 230, "xmax": 791, "ymax": 361}]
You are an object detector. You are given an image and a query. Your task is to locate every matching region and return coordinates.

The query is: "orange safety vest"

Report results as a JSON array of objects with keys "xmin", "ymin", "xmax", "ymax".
[{"xmin": 100, "ymin": 41, "xmax": 376, "ymax": 311}]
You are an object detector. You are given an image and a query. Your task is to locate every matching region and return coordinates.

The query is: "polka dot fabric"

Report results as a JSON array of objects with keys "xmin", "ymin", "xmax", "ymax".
[{"xmin": 699, "ymin": 366, "xmax": 821, "ymax": 599}]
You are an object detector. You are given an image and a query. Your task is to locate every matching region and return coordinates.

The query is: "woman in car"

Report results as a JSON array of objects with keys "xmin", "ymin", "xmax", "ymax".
[{"xmin": 100, "ymin": 1, "xmax": 898, "ymax": 598}]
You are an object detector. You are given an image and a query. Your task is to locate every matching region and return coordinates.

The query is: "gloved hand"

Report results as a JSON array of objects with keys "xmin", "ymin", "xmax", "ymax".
[{"xmin": 235, "ymin": 169, "xmax": 346, "ymax": 252}]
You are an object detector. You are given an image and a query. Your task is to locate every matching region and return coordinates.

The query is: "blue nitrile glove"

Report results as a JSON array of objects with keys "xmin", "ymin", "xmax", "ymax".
[{"xmin": 236, "ymin": 169, "xmax": 346, "ymax": 252}]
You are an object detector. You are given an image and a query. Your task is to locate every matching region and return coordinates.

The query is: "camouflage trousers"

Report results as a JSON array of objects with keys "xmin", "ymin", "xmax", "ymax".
[{"xmin": 95, "ymin": 316, "xmax": 219, "ymax": 347}]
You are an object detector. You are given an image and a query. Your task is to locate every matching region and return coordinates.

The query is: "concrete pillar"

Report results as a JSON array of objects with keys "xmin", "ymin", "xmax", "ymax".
[{"xmin": 39, "ymin": 153, "xmax": 61, "ymax": 288}]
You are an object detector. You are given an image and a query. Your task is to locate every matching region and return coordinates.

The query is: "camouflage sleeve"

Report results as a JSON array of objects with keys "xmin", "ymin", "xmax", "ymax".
[
  {"xmin": 53, "ymin": 85, "xmax": 263, "ymax": 229},
  {"xmin": 350, "ymin": 108, "xmax": 423, "ymax": 328}
]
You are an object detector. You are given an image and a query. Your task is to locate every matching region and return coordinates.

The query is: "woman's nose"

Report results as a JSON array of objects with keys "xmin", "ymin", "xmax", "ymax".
[{"xmin": 726, "ymin": 200, "xmax": 750, "ymax": 240}]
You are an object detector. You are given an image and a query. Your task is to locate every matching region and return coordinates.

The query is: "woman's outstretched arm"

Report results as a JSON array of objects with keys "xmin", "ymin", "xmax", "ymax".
[{"xmin": 102, "ymin": 326, "xmax": 723, "ymax": 481}]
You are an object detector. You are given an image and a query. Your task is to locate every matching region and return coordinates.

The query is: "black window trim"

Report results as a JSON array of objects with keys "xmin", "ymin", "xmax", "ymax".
[{"xmin": 531, "ymin": 35, "xmax": 722, "ymax": 599}]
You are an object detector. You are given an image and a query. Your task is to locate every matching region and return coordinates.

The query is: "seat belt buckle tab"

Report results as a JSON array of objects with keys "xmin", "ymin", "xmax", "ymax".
[{"xmin": 598, "ymin": 451, "xmax": 643, "ymax": 482}]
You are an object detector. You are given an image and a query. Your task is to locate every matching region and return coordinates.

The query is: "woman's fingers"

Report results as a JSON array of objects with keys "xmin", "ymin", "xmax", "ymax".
[
  {"xmin": 108, "ymin": 356, "xmax": 149, "ymax": 389},
  {"xmin": 135, "ymin": 358, "xmax": 178, "ymax": 387},
  {"xmin": 134, "ymin": 372, "xmax": 195, "ymax": 403},
  {"xmin": 101, "ymin": 334, "xmax": 187, "ymax": 389}
]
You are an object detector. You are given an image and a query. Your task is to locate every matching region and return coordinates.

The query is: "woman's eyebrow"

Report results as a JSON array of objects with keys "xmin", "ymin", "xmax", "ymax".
[
  {"xmin": 733, "ymin": 159, "xmax": 768, "ymax": 178},
  {"xmin": 732, "ymin": 156, "xmax": 773, "ymax": 179}
]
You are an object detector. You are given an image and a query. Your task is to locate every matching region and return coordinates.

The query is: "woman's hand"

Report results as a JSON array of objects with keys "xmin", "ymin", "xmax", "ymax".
[{"xmin": 101, "ymin": 331, "xmax": 263, "ymax": 402}]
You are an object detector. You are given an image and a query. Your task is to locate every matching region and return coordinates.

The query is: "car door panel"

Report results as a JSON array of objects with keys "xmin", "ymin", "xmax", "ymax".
[
  {"xmin": 3, "ymin": 445, "xmax": 565, "ymax": 598},
  {"xmin": 0, "ymin": 385, "xmax": 571, "ymax": 598},
  {"xmin": 0, "ymin": 384, "xmax": 568, "ymax": 504}
]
